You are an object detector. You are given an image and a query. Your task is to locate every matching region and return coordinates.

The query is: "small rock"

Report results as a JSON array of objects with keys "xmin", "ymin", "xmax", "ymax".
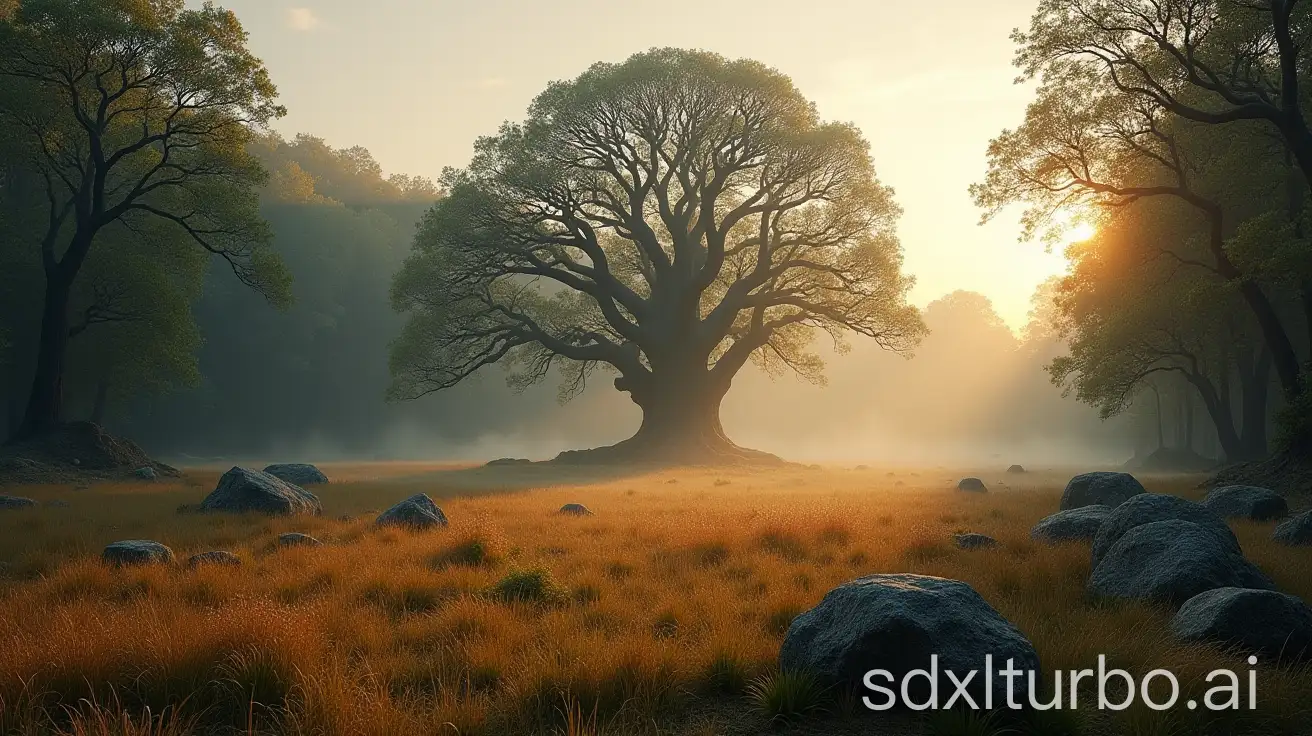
[
  {"xmin": 1202, "ymin": 486, "xmax": 1288, "ymax": 521},
  {"xmin": 1060, "ymin": 471, "xmax": 1145, "ymax": 510},
  {"xmin": 103, "ymin": 540, "xmax": 174, "ymax": 567},
  {"xmin": 956, "ymin": 477, "xmax": 987, "ymax": 493},
  {"xmin": 187, "ymin": 551, "xmax": 241, "ymax": 568},
  {"xmin": 485, "ymin": 457, "xmax": 531, "ymax": 467},
  {"xmin": 1273, "ymin": 510, "xmax": 1312, "ymax": 546},
  {"xmin": 1030, "ymin": 505, "xmax": 1110, "ymax": 544},
  {"xmin": 954, "ymin": 533, "xmax": 998, "ymax": 550},
  {"xmin": 200, "ymin": 467, "xmax": 322, "ymax": 516},
  {"xmin": 559, "ymin": 503, "xmax": 592, "ymax": 516},
  {"xmin": 278, "ymin": 533, "xmax": 322, "ymax": 548},
  {"xmin": 1092, "ymin": 493, "xmax": 1240, "ymax": 568},
  {"xmin": 133, "ymin": 466, "xmax": 158, "ymax": 480},
  {"xmin": 263, "ymin": 463, "xmax": 328, "ymax": 485},
  {"xmin": 1089, "ymin": 520, "xmax": 1273, "ymax": 606},
  {"xmin": 376, "ymin": 493, "xmax": 448, "ymax": 530},
  {"xmin": 0, "ymin": 495, "xmax": 38, "ymax": 510},
  {"xmin": 1172, "ymin": 587, "xmax": 1312, "ymax": 662},
  {"xmin": 780, "ymin": 574, "xmax": 1040, "ymax": 703},
  {"xmin": 1007, "ymin": 464, "xmax": 1026, "ymax": 474}
]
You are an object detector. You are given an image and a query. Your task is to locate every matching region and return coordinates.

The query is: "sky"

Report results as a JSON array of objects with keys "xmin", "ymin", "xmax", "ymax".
[{"xmin": 198, "ymin": 0, "xmax": 1067, "ymax": 330}]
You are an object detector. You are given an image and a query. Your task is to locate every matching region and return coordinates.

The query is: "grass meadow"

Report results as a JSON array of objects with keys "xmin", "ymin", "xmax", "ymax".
[{"xmin": 0, "ymin": 464, "xmax": 1309, "ymax": 735}]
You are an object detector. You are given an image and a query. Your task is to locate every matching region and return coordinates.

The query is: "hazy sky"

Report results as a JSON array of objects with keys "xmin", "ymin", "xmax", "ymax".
[{"xmin": 201, "ymin": 0, "xmax": 1065, "ymax": 329}]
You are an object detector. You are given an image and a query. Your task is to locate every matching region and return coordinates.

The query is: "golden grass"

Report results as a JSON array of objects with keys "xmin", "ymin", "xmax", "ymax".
[{"xmin": 0, "ymin": 464, "xmax": 1308, "ymax": 735}]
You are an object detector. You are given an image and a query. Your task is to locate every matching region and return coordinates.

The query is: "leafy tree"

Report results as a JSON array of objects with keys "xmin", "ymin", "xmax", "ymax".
[
  {"xmin": 0, "ymin": 0, "xmax": 288, "ymax": 439},
  {"xmin": 390, "ymin": 49, "xmax": 924, "ymax": 462}
]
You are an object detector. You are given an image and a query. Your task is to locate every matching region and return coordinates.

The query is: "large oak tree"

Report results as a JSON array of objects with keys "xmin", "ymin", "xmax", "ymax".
[
  {"xmin": 0, "ymin": 0, "xmax": 288, "ymax": 439},
  {"xmin": 390, "ymin": 49, "xmax": 923, "ymax": 462}
]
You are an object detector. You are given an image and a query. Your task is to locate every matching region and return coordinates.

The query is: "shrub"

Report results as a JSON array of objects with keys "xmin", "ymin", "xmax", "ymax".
[{"xmin": 432, "ymin": 533, "xmax": 502, "ymax": 568}]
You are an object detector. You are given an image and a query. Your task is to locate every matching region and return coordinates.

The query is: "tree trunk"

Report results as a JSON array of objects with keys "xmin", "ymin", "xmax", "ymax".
[
  {"xmin": 1239, "ymin": 347, "xmax": 1272, "ymax": 461},
  {"xmin": 1186, "ymin": 372, "xmax": 1244, "ymax": 463},
  {"xmin": 14, "ymin": 275, "xmax": 72, "ymax": 440},
  {"xmin": 90, "ymin": 379, "xmax": 109, "ymax": 426},
  {"xmin": 1153, "ymin": 385, "xmax": 1165, "ymax": 450}
]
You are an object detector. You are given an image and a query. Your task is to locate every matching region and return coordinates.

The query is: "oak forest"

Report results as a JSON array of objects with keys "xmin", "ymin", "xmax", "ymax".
[{"xmin": 2, "ymin": 2, "xmax": 1312, "ymax": 735}]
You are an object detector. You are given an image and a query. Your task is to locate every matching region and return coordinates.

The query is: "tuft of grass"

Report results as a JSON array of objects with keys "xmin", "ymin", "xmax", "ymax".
[
  {"xmin": 490, "ymin": 567, "xmax": 569, "ymax": 606},
  {"xmin": 764, "ymin": 604, "xmax": 803, "ymax": 637},
  {"xmin": 756, "ymin": 528, "xmax": 806, "ymax": 562},
  {"xmin": 926, "ymin": 707, "xmax": 1020, "ymax": 736},
  {"xmin": 745, "ymin": 669, "xmax": 828, "ymax": 722},
  {"xmin": 432, "ymin": 532, "xmax": 502, "ymax": 568}
]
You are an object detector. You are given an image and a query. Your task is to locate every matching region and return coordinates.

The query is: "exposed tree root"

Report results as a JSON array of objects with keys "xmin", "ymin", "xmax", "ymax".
[{"xmin": 551, "ymin": 431, "xmax": 785, "ymax": 467}]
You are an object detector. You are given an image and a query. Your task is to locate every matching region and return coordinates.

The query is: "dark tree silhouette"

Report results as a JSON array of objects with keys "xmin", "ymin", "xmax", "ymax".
[{"xmin": 390, "ymin": 49, "xmax": 923, "ymax": 463}]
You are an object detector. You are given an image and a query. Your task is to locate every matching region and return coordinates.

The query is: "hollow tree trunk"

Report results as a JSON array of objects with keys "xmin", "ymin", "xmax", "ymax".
[{"xmin": 14, "ymin": 275, "xmax": 72, "ymax": 441}]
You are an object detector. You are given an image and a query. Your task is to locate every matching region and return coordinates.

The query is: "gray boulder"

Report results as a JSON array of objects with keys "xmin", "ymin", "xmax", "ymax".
[
  {"xmin": 278, "ymin": 532, "xmax": 322, "ymax": 548},
  {"xmin": 0, "ymin": 495, "xmax": 37, "ymax": 510},
  {"xmin": 134, "ymin": 466, "xmax": 158, "ymax": 480},
  {"xmin": 376, "ymin": 493, "xmax": 448, "ymax": 530},
  {"xmin": 1089, "ymin": 520, "xmax": 1274, "ymax": 606},
  {"xmin": 780, "ymin": 574, "xmax": 1040, "ymax": 704},
  {"xmin": 1030, "ymin": 505, "xmax": 1111, "ymax": 544},
  {"xmin": 954, "ymin": 533, "xmax": 999, "ymax": 550},
  {"xmin": 1172, "ymin": 587, "xmax": 1312, "ymax": 662},
  {"xmin": 1273, "ymin": 510, "xmax": 1312, "ymax": 546},
  {"xmin": 1092, "ymin": 493, "xmax": 1239, "ymax": 569},
  {"xmin": 1203, "ymin": 486, "xmax": 1288, "ymax": 521},
  {"xmin": 200, "ymin": 467, "xmax": 322, "ymax": 516},
  {"xmin": 187, "ymin": 551, "xmax": 241, "ymax": 568},
  {"xmin": 1007, "ymin": 464, "xmax": 1026, "ymax": 474},
  {"xmin": 263, "ymin": 463, "xmax": 328, "ymax": 485},
  {"xmin": 956, "ymin": 477, "xmax": 987, "ymax": 493},
  {"xmin": 559, "ymin": 503, "xmax": 592, "ymax": 516},
  {"xmin": 103, "ymin": 540, "xmax": 175, "ymax": 567},
  {"xmin": 1060, "ymin": 471, "xmax": 1145, "ymax": 510}
]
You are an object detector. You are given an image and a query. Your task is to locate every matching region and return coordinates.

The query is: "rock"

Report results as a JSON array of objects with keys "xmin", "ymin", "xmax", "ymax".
[
  {"xmin": 954, "ymin": 533, "xmax": 998, "ymax": 550},
  {"xmin": 1030, "ymin": 505, "xmax": 1111, "ymax": 544},
  {"xmin": 559, "ymin": 503, "xmax": 592, "ymax": 516},
  {"xmin": 1092, "ymin": 493, "xmax": 1240, "ymax": 568},
  {"xmin": 133, "ymin": 466, "xmax": 158, "ymax": 480},
  {"xmin": 485, "ymin": 457, "xmax": 531, "ymax": 467},
  {"xmin": 1007, "ymin": 464, "xmax": 1026, "ymax": 474},
  {"xmin": 263, "ymin": 463, "xmax": 328, "ymax": 485},
  {"xmin": 278, "ymin": 532, "xmax": 322, "ymax": 548},
  {"xmin": 956, "ymin": 477, "xmax": 987, "ymax": 493},
  {"xmin": 0, "ymin": 495, "xmax": 37, "ymax": 510},
  {"xmin": 1089, "ymin": 520, "xmax": 1274, "ymax": 606},
  {"xmin": 780, "ymin": 574, "xmax": 1040, "ymax": 703},
  {"xmin": 1273, "ymin": 510, "xmax": 1312, "ymax": 546},
  {"xmin": 200, "ymin": 467, "xmax": 322, "ymax": 516},
  {"xmin": 376, "ymin": 493, "xmax": 448, "ymax": 530},
  {"xmin": 1202, "ymin": 486, "xmax": 1288, "ymax": 521},
  {"xmin": 1060, "ymin": 471, "xmax": 1145, "ymax": 510},
  {"xmin": 187, "ymin": 551, "xmax": 241, "ymax": 568},
  {"xmin": 1172, "ymin": 587, "xmax": 1312, "ymax": 662},
  {"xmin": 102, "ymin": 540, "xmax": 175, "ymax": 567}
]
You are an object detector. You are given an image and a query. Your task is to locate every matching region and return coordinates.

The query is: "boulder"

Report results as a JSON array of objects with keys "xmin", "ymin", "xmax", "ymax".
[
  {"xmin": 1172, "ymin": 587, "xmax": 1312, "ymax": 662},
  {"xmin": 1060, "ymin": 471, "xmax": 1145, "ymax": 510},
  {"xmin": 956, "ymin": 477, "xmax": 987, "ymax": 493},
  {"xmin": 263, "ymin": 463, "xmax": 328, "ymax": 485},
  {"xmin": 1202, "ymin": 486, "xmax": 1288, "ymax": 521},
  {"xmin": 486, "ymin": 457, "xmax": 531, "ymax": 467},
  {"xmin": 0, "ymin": 495, "xmax": 37, "ymax": 510},
  {"xmin": 1273, "ymin": 510, "xmax": 1312, "ymax": 546},
  {"xmin": 103, "ymin": 540, "xmax": 174, "ymax": 567},
  {"xmin": 200, "ymin": 467, "xmax": 321, "ymax": 516},
  {"xmin": 376, "ymin": 493, "xmax": 448, "ymax": 530},
  {"xmin": 134, "ymin": 466, "xmax": 158, "ymax": 480},
  {"xmin": 559, "ymin": 503, "xmax": 592, "ymax": 516},
  {"xmin": 1007, "ymin": 464, "xmax": 1026, "ymax": 474},
  {"xmin": 780, "ymin": 574, "xmax": 1040, "ymax": 704},
  {"xmin": 187, "ymin": 551, "xmax": 241, "ymax": 568},
  {"xmin": 277, "ymin": 532, "xmax": 322, "ymax": 548},
  {"xmin": 954, "ymin": 533, "xmax": 998, "ymax": 550},
  {"xmin": 1030, "ymin": 505, "xmax": 1111, "ymax": 544},
  {"xmin": 1092, "ymin": 493, "xmax": 1240, "ymax": 568},
  {"xmin": 1089, "ymin": 520, "xmax": 1274, "ymax": 606}
]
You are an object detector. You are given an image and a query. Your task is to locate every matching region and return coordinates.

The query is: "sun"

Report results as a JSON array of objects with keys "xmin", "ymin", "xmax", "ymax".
[{"xmin": 1064, "ymin": 221, "xmax": 1097, "ymax": 244}]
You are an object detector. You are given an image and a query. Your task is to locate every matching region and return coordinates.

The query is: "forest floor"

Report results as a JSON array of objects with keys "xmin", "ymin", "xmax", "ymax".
[{"xmin": 0, "ymin": 463, "xmax": 1309, "ymax": 735}]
